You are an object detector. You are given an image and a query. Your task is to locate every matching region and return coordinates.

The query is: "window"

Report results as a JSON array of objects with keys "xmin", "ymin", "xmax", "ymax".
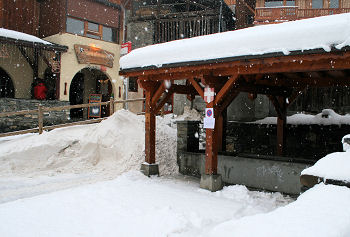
[
  {"xmin": 66, "ymin": 17, "xmax": 84, "ymax": 36},
  {"xmin": 128, "ymin": 77, "xmax": 138, "ymax": 92},
  {"xmin": 312, "ymin": 0, "xmax": 323, "ymax": 8},
  {"xmin": 265, "ymin": 0, "xmax": 284, "ymax": 7},
  {"xmin": 330, "ymin": 0, "xmax": 339, "ymax": 8},
  {"xmin": 66, "ymin": 17, "xmax": 119, "ymax": 43}
]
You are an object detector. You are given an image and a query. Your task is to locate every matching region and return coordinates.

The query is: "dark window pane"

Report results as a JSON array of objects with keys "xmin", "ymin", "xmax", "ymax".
[
  {"xmin": 66, "ymin": 17, "xmax": 84, "ymax": 35},
  {"xmin": 312, "ymin": 0, "xmax": 323, "ymax": 9},
  {"xmin": 103, "ymin": 26, "xmax": 117, "ymax": 43},
  {"xmin": 128, "ymin": 77, "xmax": 138, "ymax": 92},
  {"xmin": 88, "ymin": 22, "xmax": 99, "ymax": 32},
  {"xmin": 265, "ymin": 0, "xmax": 283, "ymax": 7},
  {"xmin": 330, "ymin": 0, "xmax": 339, "ymax": 8},
  {"xmin": 286, "ymin": 1, "xmax": 295, "ymax": 6}
]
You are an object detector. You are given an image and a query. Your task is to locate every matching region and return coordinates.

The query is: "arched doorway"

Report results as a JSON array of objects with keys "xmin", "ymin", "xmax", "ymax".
[
  {"xmin": 69, "ymin": 68, "xmax": 113, "ymax": 119},
  {"xmin": 0, "ymin": 68, "xmax": 14, "ymax": 98}
]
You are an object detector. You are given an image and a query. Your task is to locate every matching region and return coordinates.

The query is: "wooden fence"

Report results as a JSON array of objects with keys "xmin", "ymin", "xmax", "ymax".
[{"xmin": 0, "ymin": 98, "xmax": 145, "ymax": 138}]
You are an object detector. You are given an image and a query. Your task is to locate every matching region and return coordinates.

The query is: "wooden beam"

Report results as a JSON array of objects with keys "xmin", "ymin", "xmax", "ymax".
[
  {"xmin": 214, "ymin": 74, "xmax": 239, "ymax": 106},
  {"xmin": 151, "ymin": 82, "xmax": 166, "ymax": 106},
  {"xmin": 154, "ymin": 90, "xmax": 174, "ymax": 114},
  {"xmin": 145, "ymin": 89, "xmax": 156, "ymax": 164},
  {"xmin": 188, "ymin": 78, "xmax": 204, "ymax": 99}
]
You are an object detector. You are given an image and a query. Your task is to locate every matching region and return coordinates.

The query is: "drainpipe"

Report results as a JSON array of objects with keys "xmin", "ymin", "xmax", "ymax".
[
  {"xmin": 120, "ymin": 0, "xmax": 130, "ymax": 109},
  {"xmin": 219, "ymin": 0, "xmax": 223, "ymax": 33}
]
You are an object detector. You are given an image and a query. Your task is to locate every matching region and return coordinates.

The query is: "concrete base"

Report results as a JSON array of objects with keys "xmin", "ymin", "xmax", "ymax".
[
  {"xmin": 141, "ymin": 163, "xmax": 159, "ymax": 177},
  {"xmin": 200, "ymin": 174, "xmax": 223, "ymax": 192}
]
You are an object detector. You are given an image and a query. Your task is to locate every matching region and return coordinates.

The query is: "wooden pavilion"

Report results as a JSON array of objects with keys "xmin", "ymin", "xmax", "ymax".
[{"xmin": 120, "ymin": 13, "xmax": 350, "ymax": 191}]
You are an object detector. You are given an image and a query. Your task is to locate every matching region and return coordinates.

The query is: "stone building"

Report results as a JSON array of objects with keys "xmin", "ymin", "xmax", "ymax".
[{"xmin": 123, "ymin": 0, "xmax": 235, "ymax": 113}]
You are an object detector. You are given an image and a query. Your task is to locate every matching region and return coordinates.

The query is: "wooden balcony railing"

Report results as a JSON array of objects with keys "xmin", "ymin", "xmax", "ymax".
[{"xmin": 255, "ymin": 7, "xmax": 350, "ymax": 24}]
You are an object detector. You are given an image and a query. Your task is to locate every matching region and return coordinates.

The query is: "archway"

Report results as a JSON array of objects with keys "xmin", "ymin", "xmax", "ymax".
[
  {"xmin": 69, "ymin": 68, "xmax": 113, "ymax": 119},
  {"xmin": 0, "ymin": 68, "xmax": 15, "ymax": 98}
]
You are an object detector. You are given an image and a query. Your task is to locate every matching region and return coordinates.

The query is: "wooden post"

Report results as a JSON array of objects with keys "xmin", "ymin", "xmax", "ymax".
[
  {"xmin": 277, "ymin": 97, "xmax": 287, "ymax": 156},
  {"xmin": 38, "ymin": 104, "xmax": 43, "ymax": 134},
  {"xmin": 205, "ymin": 103, "xmax": 218, "ymax": 175},
  {"xmin": 109, "ymin": 97, "xmax": 114, "ymax": 116}
]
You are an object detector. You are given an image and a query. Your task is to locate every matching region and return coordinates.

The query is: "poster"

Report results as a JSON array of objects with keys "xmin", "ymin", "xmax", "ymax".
[{"xmin": 88, "ymin": 94, "xmax": 102, "ymax": 118}]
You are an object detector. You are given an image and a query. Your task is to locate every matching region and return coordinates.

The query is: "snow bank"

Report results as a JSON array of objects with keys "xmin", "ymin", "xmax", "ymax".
[
  {"xmin": 0, "ymin": 171, "xmax": 293, "ymax": 237},
  {"xmin": 0, "ymin": 28, "xmax": 52, "ymax": 45},
  {"xmin": 253, "ymin": 109, "xmax": 350, "ymax": 125},
  {"xmin": 210, "ymin": 184, "xmax": 350, "ymax": 237},
  {"xmin": 342, "ymin": 134, "xmax": 350, "ymax": 152},
  {"xmin": 0, "ymin": 110, "xmax": 178, "ymax": 177},
  {"xmin": 120, "ymin": 13, "xmax": 350, "ymax": 70},
  {"xmin": 301, "ymin": 152, "xmax": 350, "ymax": 182}
]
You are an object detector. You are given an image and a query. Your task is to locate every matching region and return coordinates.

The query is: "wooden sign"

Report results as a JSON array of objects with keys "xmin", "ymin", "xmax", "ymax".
[
  {"xmin": 74, "ymin": 44, "xmax": 114, "ymax": 68},
  {"xmin": 88, "ymin": 94, "xmax": 102, "ymax": 118}
]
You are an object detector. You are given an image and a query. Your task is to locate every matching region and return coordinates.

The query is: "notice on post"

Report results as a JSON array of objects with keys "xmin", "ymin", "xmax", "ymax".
[{"xmin": 204, "ymin": 117, "xmax": 215, "ymax": 129}]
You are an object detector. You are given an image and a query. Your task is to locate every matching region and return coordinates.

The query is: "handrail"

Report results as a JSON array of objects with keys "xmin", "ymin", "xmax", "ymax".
[{"xmin": 0, "ymin": 98, "xmax": 146, "ymax": 137}]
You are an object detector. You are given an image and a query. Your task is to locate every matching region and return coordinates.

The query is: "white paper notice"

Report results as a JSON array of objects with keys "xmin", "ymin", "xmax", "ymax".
[{"xmin": 204, "ymin": 117, "xmax": 215, "ymax": 129}]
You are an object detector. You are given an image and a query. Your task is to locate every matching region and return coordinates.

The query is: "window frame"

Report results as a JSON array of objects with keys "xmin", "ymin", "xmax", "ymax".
[{"xmin": 66, "ymin": 16, "xmax": 119, "ymax": 43}]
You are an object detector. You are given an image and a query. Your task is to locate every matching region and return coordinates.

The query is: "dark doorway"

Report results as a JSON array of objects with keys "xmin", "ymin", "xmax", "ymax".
[
  {"xmin": 0, "ymin": 68, "xmax": 15, "ymax": 98},
  {"xmin": 44, "ymin": 68, "xmax": 57, "ymax": 100},
  {"xmin": 69, "ymin": 72, "xmax": 84, "ymax": 118}
]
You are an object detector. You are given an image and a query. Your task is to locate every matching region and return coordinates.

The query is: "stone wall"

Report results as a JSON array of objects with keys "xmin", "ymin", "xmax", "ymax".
[
  {"xmin": 176, "ymin": 120, "xmax": 347, "ymax": 194},
  {"xmin": 0, "ymin": 98, "xmax": 70, "ymax": 133}
]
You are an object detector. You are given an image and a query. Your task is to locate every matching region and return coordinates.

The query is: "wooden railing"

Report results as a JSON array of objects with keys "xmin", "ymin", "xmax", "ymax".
[
  {"xmin": 255, "ymin": 7, "xmax": 350, "ymax": 24},
  {"xmin": 0, "ymin": 98, "xmax": 145, "ymax": 138}
]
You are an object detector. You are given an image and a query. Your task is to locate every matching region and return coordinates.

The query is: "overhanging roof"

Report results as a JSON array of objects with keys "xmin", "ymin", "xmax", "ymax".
[
  {"xmin": 0, "ymin": 28, "xmax": 68, "ymax": 52},
  {"xmin": 120, "ymin": 13, "xmax": 350, "ymax": 74}
]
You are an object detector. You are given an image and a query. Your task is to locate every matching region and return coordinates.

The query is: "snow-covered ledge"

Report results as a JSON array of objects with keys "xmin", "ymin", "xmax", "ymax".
[{"xmin": 300, "ymin": 135, "xmax": 350, "ymax": 189}]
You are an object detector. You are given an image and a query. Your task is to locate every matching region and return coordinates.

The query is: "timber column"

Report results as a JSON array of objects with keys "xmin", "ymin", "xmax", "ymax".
[
  {"xmin": 199, "ymin": 75, "xmax": 224, "ymax": 192},
  {"xmin": 139, "ymin": 79, "xmax": 159, "ymax": 176}
]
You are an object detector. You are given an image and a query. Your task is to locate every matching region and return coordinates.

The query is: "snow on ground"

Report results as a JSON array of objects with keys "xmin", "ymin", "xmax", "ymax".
[
  {"xmin": 0, "ymin": 171, "xmax": 293, "ymax": 237},
  {"xmin": 120, "ymin": 13, "xmax": 350, "ymax": 70},
  {"xmin": 210, "ymin": 183, "xmax": 350, "ymax": 237},
  {"xmin": 0, "ymin": 109, "xmax": 349, "ymax": 236},
  {"xmin": 0, "ymin": 110, "xmax": 177, "ymax": 203}
]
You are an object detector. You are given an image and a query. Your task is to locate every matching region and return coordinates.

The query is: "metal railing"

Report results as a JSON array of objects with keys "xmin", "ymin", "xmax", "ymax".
[
  {"xmin": 0, "ymin": 98, "xmax": 145, "ymax": 138},
  {"xmin": 255, "ymin": 7, "xmax": 350, "ymax": 24}
]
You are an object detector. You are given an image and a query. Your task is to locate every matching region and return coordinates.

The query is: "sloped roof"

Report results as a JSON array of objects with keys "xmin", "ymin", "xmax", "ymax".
[
  {"xmin": 0, "ymin": 28, "xmax": 67, "ymax": 52},
  {"xmin": 120, "ymin": 13, "xmax": 350, "ymax": 71}
]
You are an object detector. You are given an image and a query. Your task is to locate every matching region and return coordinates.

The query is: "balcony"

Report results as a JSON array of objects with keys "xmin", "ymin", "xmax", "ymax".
[{"xmin": 255, "ymin": 7, "xmax": 350, "ymax": 24}]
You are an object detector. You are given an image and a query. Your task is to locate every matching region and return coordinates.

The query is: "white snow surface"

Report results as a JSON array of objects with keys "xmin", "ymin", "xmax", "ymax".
[
  {"xmin": 120, "ymin": 13, "xmax": 350, "ymax": 70},
  {"xmin": 252, "ymin": 109, "xmax": 350, "ymax": 125},
  {"xmin": 0, "ymin": 28, "xmax": 52, "ymax": 45},
  {"xmin": 0, "ymin": 109, "xmax": 349, "ymax": 236},
  {"xmin": 0, "ymin": 110, "xmax": 177, "ymax": 202},
  {"xmin": 210, "ymin": 184, "xmax": 350, "ymax": 237},
  {"xmin": 301, "ymin": 152, "xmax": 350, "ymax": 182}
]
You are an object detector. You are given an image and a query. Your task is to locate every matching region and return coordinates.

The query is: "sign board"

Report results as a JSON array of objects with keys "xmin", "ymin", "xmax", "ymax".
[
  {"xmin": 0, "ymin": 45, "xmax": 9, "ymax": 58},
  {"xmin": 74, "ymin": 44, "xmax": 114, "ymax": 68},
  {"xmin": 121, "ymin": 42, "xmax": 132, "ymax": 56},
  {"xmin": 204, "ymin": 87, "xmax": 215, "ymax": 103},
  {"xmin": 88, "ymin": 94, "xmax": 102, "ymax": 118},
  {"xmin": 204, "ymin": 108, "xmax": 215, "ymax": 129}
]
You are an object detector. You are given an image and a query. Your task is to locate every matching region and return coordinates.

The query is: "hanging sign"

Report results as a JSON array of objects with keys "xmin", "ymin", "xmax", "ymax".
[
  {"xmin": 204, "ymin": 87, "xmax": 215, "ymax": 103},
  {"xmin": 120, "ymin": 42, "xmax": 132, "ymax": 56},
  {"xmin": 88, "ymin": 94, "xmax": 102, "ymax": 118},
  {"xmin": 0, "ymin": 45, "xmax": 9, "ymax": 58},
  {"xmin": 204, "ymin": 108, "xmax": 215, "ymax": 129}
]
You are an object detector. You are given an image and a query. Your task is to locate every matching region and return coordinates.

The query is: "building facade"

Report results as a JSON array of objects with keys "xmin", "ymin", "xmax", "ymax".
[{"xmin": 0, "ymin": 0, "xmax": 124, "ymax": 122}]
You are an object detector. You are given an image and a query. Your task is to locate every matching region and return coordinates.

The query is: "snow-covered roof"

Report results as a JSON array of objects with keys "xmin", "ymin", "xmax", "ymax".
[
  {"xmin": 120, "ymin": 13, "xmax": 350, "ymax": 70},
  {"xmin": 0, "ymin": 28, "xmax": 67, "ymax": 51},
  {"xmin": 0, "ymin": 28, "xmax": 52, "ymax": 45}
]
